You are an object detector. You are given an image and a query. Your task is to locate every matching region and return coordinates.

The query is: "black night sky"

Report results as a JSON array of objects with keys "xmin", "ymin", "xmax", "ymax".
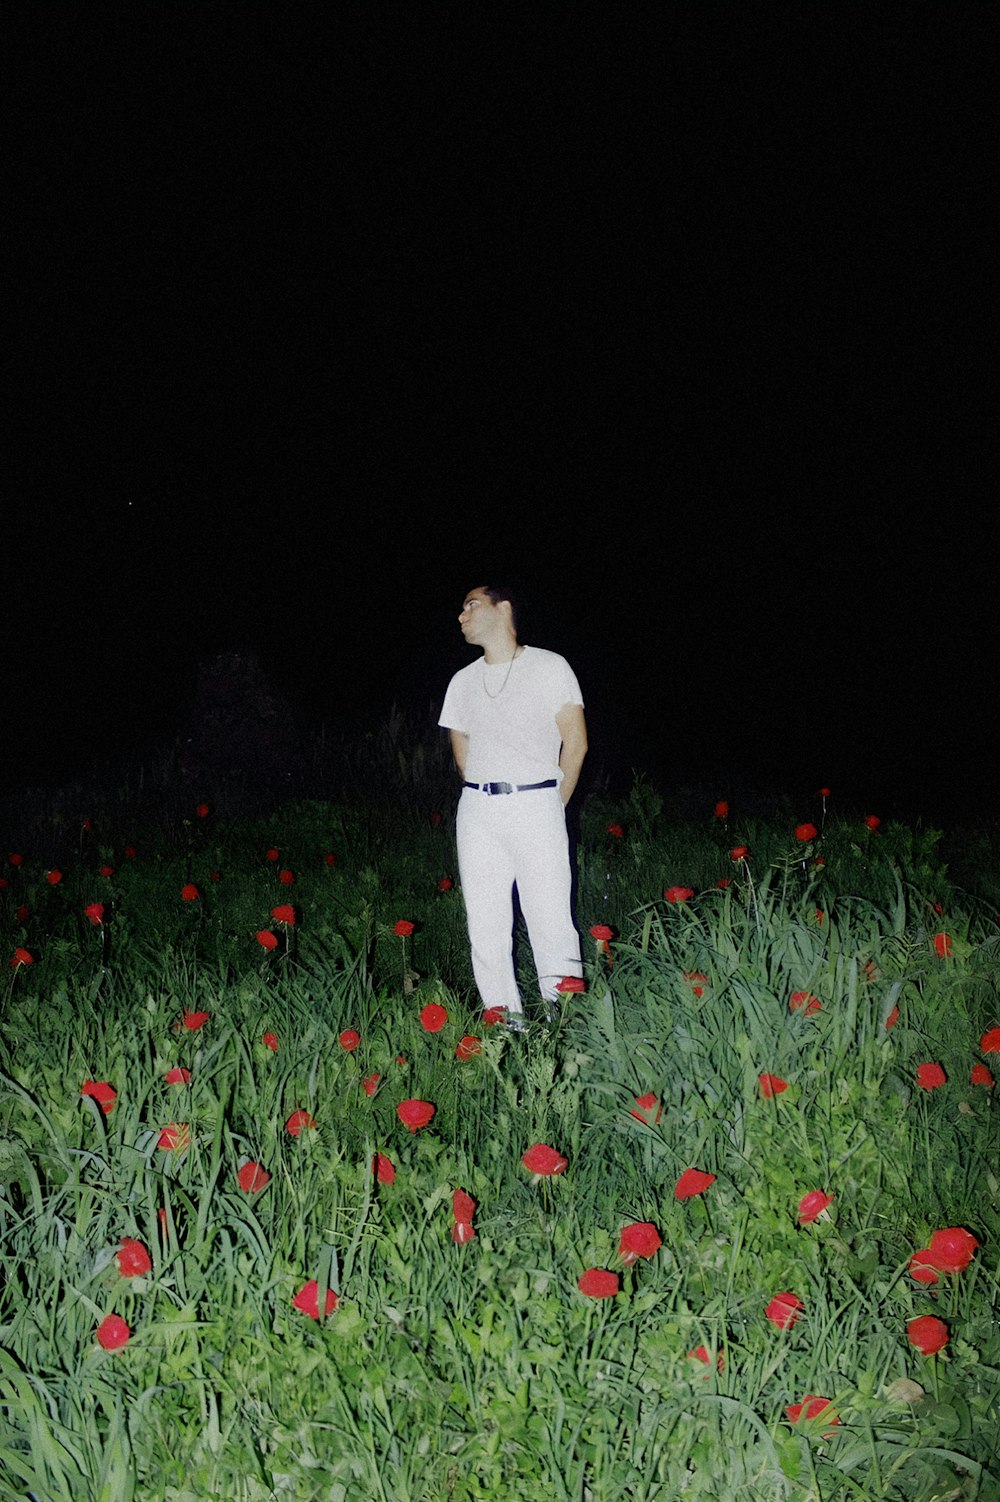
[{"xmin": 4, "ymin": 8, "xmax": 995, "ymax": 826}]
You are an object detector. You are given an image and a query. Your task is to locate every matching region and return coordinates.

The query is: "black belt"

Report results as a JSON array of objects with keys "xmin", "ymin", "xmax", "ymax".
[{"xmin": 463, "ymin": 780, "xmax": 558, "ymax": 795}]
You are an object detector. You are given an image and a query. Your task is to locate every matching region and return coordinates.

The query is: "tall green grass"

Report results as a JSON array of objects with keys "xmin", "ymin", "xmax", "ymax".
[{"xmin": 1, "ymin": 775, "xmax": 998, "ymax": 1501}]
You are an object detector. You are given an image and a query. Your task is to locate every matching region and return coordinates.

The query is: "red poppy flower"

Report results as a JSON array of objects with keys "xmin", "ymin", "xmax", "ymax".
[
  {"xmin": 292, "ymin": 1280, "xmax": 338, "ymax": 1319},
  {"xmin": 453, "ymin": 1189, "xmax": 476, "ymax": 1222},
  {"xmin": 971, "ymin": 1064, "xmax": 994, "ymax": 1087},
  {"xmin": 81, "ymin": 1080, "xmax": 117, "ymax": 1114},
  {"xmin": 256, "ymin": 930, "xmax": 279, "ymax": 950},
  {"xmin": 455, "ymin": 1035, "xmax": 481, "ymax": 1060},
  {"xmin": 786, "ymin": 1396, "xmax": 839, "ymax": 1431},
  {"xmin": 675, "ymin": 1168, "xmax": 716, "ymax": 1200},
  {"xmin": 183, "ymin": 1010, "xmax": 210, "ymax": 1030},
  {"xmin": 794, "ymin": 823, "xmax": 818, "ymax": 843},
  {"xmin": 339, "ymin": 1029, "xmax": 361, "ymax": 1051},
  {"xmin": 124, "ymin": 845, "xmax": 137, "ymax": 859},
  {"xmin": 157, "ymin": 1123, "xmax": 190, "ymax": 1152},
  {"xmin": 438, "ymin": 877, "xmax": 453, "ymax": 891},
  {"xmin": 909, "ymin": 1250, "xmax": 939, "ymax": 1284},
  {"xmin": 181, "ymin": 884, "xmax": 199, "ymax": 902},
  {"xmin": 885, "ymin": 1005, "xmax": 900, "ymax": 1029},
  {"xmin": 116, "ymin": 1238, "xmax": 152, "ymax": 1277},
  {"xmin": 815, "ymin": 909, "xmax": 825, "ymax": 926},
  {"xmin": 907, "ymin": 1315, "xmax": 949, "ymax": 1355},
  {"xmin": 285, "ymin": 1110, "xmax": 316, "ymax": 1136},
  {"xmin": 482, "ymin": 1006, "xmax": 506, "ymax": 1027},
  {"xmin": 618, "ymin": 1221, "xmax": 662, "ymax": 1262},
  {"xmin": 45, "ymin": 869, "xmax": 63, "ymax": 886},
  {"xmin": 818, "ymin": 787, "xmax": 831, "ymax": 798},
  {"xmin": 607, "ymin": 823, "xmax": 624, "ymax": 838},
  {"xmin": 716, "ymin": 878, "xmax": 732, "ymax": 889},
  {"xmin": 431, "ymin": 811, "xmax": 443, "ymax": 827},
  {"xmin": 323, "ymin": 851, "xmax": 336, "ymax": 867},
  {"xmin": 420, "ymin": 1004, "xmax": 448, "ymax": 1032},
  {"xmin": 164, "ymin": 1067, "xmax": 191, "ymax": 1085},
  {"xmin": 730, "ymin": 846, "xmax": 749, "ymax": 861},
  {"xmin": 237, "ymin": 1161, "xmax": 270, "ymax": 1193},
  {"xmin": 262, "ymin": 1031, "xmax": 278, "ymax": 1052},
  {"xmin": 714, "ymin": 801, "xmax": 729, "ymax": 819},
  {"xmin": 209, "ymin": 871, "xmax": 221, "ymax": 883},
  {"xmin": 8, "ymin": 852, "xmax": 24, "ymax": 866},
  {"xmin": 556, "ymin": 976, "xmax": 585, "ymax": 994},
  {"xmin": 97, "ymin": 865, "xmax": 112, "ymax": 880},
  {"xmin": 452, "ymin": 1221, "xmax": 476, "ymax": 1243},
  {"xmin": 630, "ymin": 1092, "xmax": 663, "ymax": 1125},
  {"xmin": 96, "ymin": 1314, "xmax": 130, "ymax": 1350},
  {"xmin": 374, "ymin": 1153, "xmax": 395, "ymax": 1184},
  {"xmin": 589, "ymin": 924, "xmax": 614, "ymax": 942},
  {"xmin": 278, "ymin": 869, "xmax": 294, "ymax": 886},
  {"xmin": 397, "ymin": 1099, "xmax": 435, "ymax": 1132},
  {"xmin": 521, "ymin": 1143, "xmax": 568, "ymax": 1177},
  {"xmin": 266, "ymin": 848, "xmax": 279, "ymax": 862},
  {"xmin": 196, "ymin": 803, "xmax": 210, "ymax": 819},
  {"xmin": 932, "ymin": 932, "xmax": 953, "ymax": 959},
  {"xmin": 981, "ymin": 1028, "xmax": 1000, "ymax": 1053},
  {"xmin": 85, "ymin": 902, "xmax": 105, "ymax": 926},
  {"xmin": 578, "ymin": 1268, "xmax": 619, "ymax": 1298},
  {"xmin": 684, "ymin": 971, "xmax": 708, "ymax": 996},
  {"xmin": 927, "ymin": 1226, "xmax": 978, "ymax": 1272},
  {"xmin": 916, "ymin": 1062, "xmax": 946, "ymax": 1090},
  {"xmin": 688, "ymin": 1345, "xmax": 725, "ymax": 1372},
  {"xmin": 394, "ymin": 920, "xmax": 415, "ymax": 937},
  {"xmin": 765, "ymin": 1292, "xmax": 803, "ymax": 1330},
  {"xmin": 362, "ymin": 1072, "xmax": 381, "ymax": 1097},
  {"xmin": 759, "ymin": 1074, "xmax": 788, "ymax": 1098},
  {"xmin": 798, "ymin": 1190, "xmax": 833, "ymax": 1223},
  {"xmin": 271, "ymin": 904, "xmax": 296, "ymax": 926},
  {"xmin": 10, "ymin": 948, "xmax": 34, "ymax": 968},
  {"xmin": 664, "ymin": 886, "xmax": 694, "ymax": 903},
  {"xmin": 789, "ymin": 991, "xmax": 822, "ymax": 1015},
  {"xmin": 864, "ymin": 814, "xmax": 881, "ymax": 830}
]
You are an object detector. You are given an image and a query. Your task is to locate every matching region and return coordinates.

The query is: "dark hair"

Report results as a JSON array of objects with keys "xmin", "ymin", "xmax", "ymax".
[{"xmin": 481, "ymin": 584, "xmax": 523, "ymax": 636}]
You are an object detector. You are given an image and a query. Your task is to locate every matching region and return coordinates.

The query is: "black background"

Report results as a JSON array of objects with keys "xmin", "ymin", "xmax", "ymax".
[{"xmin": 4, "ymin": 6, "xmax": 995, "ymax": 823}]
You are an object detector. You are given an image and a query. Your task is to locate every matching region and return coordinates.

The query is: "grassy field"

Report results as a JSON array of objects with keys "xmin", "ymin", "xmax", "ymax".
[{"xmin": 1, "ymin": 753, "xmax": 998, "ymax": 1501}]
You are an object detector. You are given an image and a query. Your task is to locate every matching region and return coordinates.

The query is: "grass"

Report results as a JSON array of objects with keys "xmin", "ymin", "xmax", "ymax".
[{"xmin": 1, "ymin": 751, "xmax": 998, "ymax": 1501}]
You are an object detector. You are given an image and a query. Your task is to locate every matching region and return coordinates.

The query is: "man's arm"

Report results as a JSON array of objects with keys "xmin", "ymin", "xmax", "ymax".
[
  {"xmin": 449, "ymin": 729, "xmax": 469, "ymax": 779},
  {"xmin": 555, "ymin": 704, "xmax": 588, "ymax": 805}
]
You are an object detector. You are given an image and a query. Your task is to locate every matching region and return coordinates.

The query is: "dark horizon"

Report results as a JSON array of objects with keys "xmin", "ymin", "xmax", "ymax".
[{"xmin": 4, "ymin": 10, "xmax": 993, "ymax": 830}]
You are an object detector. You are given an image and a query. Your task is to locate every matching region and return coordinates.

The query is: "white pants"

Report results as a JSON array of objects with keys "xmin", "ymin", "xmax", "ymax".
[{"xmin": 456, "ymin": 786, "xmax": 583, "ymax": 1012}]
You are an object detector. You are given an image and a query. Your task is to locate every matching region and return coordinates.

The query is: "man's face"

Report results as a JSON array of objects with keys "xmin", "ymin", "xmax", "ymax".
[{"xmin": 457, "ymin": 586, "xmax": 497, "ymax": 644}]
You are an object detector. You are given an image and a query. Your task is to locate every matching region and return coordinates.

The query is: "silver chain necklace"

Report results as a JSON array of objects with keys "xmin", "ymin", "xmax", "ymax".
[{"xmin": 482, "ymin": 646, "xmax": 522, "ymax": 698}]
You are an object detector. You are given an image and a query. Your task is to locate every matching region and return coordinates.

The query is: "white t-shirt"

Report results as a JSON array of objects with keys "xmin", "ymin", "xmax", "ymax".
[{"xmin": 439, "ymin": 646, "xmax": 584, "ymax": 786}]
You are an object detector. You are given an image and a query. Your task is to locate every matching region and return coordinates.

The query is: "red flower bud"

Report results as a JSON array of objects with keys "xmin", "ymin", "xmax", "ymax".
[
  {"xmin": 96, "ymin": 1314, "xmax": 130, "ymax": 1350},
  {"xmin": 521, "ymin": 1143, "xmax": 568, "ymax": 1177},
  {"xmin": 675, "ymin": 1168, "xmax": 715, "ymax": 1200},
  {"xmin": 292, "ymin": 1280, "xmax": 338, "ymax": 1318},
  {"xmin": 397, "ymin": 1099, "xmax": 435, "ymax": 1133},
  {"xmin": 116, "ymin": 1238, "xmax": 151, "ymax": 1277},
  {"xmin": 907, "ymin": 1315, "xmax": 949, "ymax": 1355},
  {"xmin": 578, "ymin": 1268, "xmax": 619, "ymax": 1298}
]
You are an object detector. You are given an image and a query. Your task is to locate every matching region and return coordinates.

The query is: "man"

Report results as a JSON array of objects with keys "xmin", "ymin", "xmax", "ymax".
[{"xmin": 438, "ymin": 584, "xmax": 587, "ymax": 1023}]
